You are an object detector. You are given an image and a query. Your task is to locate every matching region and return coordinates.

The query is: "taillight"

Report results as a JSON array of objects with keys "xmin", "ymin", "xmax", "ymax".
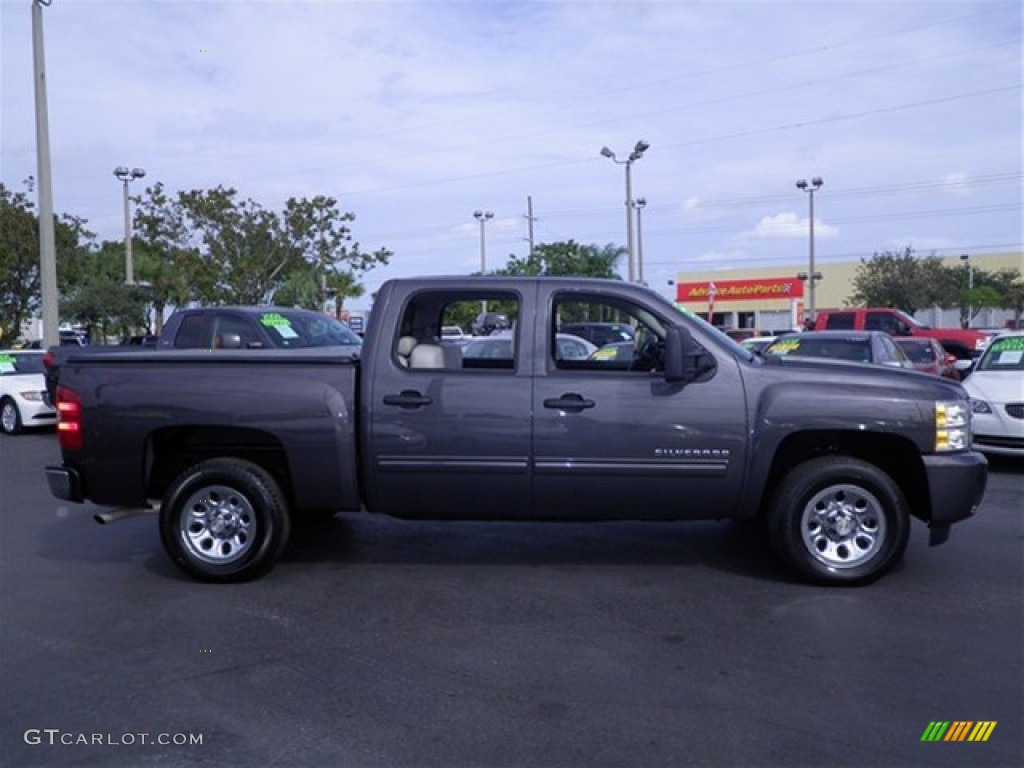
[{"xmin": 56, "ymin": 386, "xmax": 83, "ymax": 450}]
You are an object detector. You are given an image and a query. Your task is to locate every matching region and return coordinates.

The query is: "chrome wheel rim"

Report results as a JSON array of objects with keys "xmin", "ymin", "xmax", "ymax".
[
  {"xmin": 1, "ymin": 403, "xmax": 16, "ymax": 433},
  {"xmin": 178, "ymin": 484, "xmax": 256, "ymax": 564},
  {"xmin": 801, "ymin": 483, "xmax": 886, "ymax": 569}
]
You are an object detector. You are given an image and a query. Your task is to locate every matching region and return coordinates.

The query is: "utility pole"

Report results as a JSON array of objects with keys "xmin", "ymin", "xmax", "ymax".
[
  {"xmin": 32, "ymin": 0, "xmax": 58, "ymax": 347},
  {"xmin": 524, "ymin": 195, "xmax": 536, "ymax": 257}
]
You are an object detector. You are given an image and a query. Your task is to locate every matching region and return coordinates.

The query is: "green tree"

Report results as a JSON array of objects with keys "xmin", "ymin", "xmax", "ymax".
[
  {"xmin": 847, "ymin": 246, "xmax": 952, "ymax": 314},
  {"xmin": 498, "ymin": 241, "xmax": 624, "ymax": 278},
  {"xmin": 0, "ymin": 179, "xmax": 96, "ymax": 343},
  {"xmin": 132, "ymin": 182, "xmax": 199, "ymax": 333},
  {"xmin": 59, "ymin": 240, "xmax": 149, "ymax": 341},
  {"xmin": 177, "ymin": 187, "xmax": 390, "ymax": 308},
  {"xmin": 0, "ymin": 182, "xmax": 40, "ymax": 343}
]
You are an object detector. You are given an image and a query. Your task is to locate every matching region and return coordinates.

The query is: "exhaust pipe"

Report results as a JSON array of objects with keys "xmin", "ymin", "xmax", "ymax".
[{"xmin": 93, "ymin": 504, "xmax": 159, "ymax": 525}]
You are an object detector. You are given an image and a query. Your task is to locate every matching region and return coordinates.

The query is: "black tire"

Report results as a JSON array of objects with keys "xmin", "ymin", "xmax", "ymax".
[
  {"xmin": 0, "ymin": 398, "xmax": 23, "ymax": 435},
  {"xmin": 767, "ymin": 456, "xmax": 910, "ymax": 586},
  {"xmin": 159, "ymin": 458, "xmax": 291, "ymax": 582}
]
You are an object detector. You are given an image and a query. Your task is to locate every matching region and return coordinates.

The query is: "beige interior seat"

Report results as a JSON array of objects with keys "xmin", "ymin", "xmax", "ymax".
[
  {"xmin": 396, "ymin": 336, "xmax": 418, "ymax": 367},
  {"xmin": 409, "ymin": 344, "xmax": 445, "ymax": 369}
]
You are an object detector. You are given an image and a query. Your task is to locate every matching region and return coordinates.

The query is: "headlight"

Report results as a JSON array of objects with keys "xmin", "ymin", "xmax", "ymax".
[
  {"xmin": 935, "ymin": 401, "xmax": 970, "ymax": 452},
  {"xmin": 970, "ymin": 399, "xmax": 992, "ymax": 415},
  {"xmin": 19, "ymin": 391, "xmax": 44, "ymax": 402}
]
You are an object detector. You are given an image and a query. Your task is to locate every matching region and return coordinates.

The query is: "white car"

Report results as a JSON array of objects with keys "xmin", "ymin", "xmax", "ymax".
[
  {"xmin": 0, "ymin": 350, "xmax": 57, "ymax": 435},
  {"xmin": 962, "ymin": 331, "xmax": 1024, "ymax": 457}
]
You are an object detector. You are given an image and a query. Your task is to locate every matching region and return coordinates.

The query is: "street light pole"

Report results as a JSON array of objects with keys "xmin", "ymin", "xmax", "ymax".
[
  {"xmin": 960, "ymin": 253, "xmax": 973, "ymax": 327},
  {"xmin": 632, "ymin": 197, "xmax": 647, "ymax": 285},
  {"xmin": 601, "ymin": 141, "xmax": 649, "ymax": 283},
  {"xmin": 795, "ymin": 177, "xmax": 823, "ymax": 321},
  {"xmin": 474, "ymin": 210, "xmax": 494, "ymax": 314},
  {"xmin": 32, "ymin": 0, "xmax": 58, "ymax": 348},
  {"xmin": 114, "ymin": 167, "xmax": 145, "ymax": 284}
]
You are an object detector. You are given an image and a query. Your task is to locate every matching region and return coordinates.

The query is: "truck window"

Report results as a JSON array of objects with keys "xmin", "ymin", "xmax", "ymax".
[
  {"xmin": 865, "ymin": 311, "xmax": 908, "ymax": 335},
  {"xmin": 551, "ymin": 295, "xmax": 664, "ymax": 372},
  {"xmin": 823, "ymin": 312, "xmax": 855, "ymax": 330},
  {"xmin": 395, "ymin": 291, "xmax": 521, "ymax": 371},
  {"xmin": 214, "ymin": 315, "xmax": 262, "ymax": 348},
  {"xmin": 173, "ymin": 314, "xmax": 215, "ymax": 348}
]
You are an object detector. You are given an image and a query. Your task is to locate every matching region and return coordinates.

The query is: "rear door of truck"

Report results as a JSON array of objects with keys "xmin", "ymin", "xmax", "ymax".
[{"xmin": 361, "ymin": 281, "xmax": 535, "ymax": 518}]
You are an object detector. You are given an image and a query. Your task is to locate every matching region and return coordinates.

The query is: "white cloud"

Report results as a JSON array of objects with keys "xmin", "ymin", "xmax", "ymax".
[{"xmin": 749, "ymin": 213, "xmax": 839, "ymax": 239}]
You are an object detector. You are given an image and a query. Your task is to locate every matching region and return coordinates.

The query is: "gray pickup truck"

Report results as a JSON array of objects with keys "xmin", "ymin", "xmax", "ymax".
[{"xmin": 46, "ymin": 277, "xmax": 987, "ymax": 585}]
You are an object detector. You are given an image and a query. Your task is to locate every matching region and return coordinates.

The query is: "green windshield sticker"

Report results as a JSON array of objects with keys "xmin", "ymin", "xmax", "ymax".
[
  {"xmin": 990, "ymin": 337, "xmax": 1024, "ymax": 352},
  {"xmin": 260, "ymin": 313, "xmax": 291, "ymax": 328},
  {"xmin": 0, "ymin": 355, "xmax": 15, "ymax": 364}
]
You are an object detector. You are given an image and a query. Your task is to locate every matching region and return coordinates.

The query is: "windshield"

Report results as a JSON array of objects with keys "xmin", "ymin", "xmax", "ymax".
[
  {"xmin": 259, "ymin": 312, "xmax": 363, "ymax": 349},
  {"xmin": 766, "ymin": 336, "xmax": 872, "ymax": 363},
  {"xmin": 976, "ymin": 335, "xmax": 1024, "ymax": 372},
  {"xmin": 897, "ymin": 341, "xmax": 936, "ymax": 363},
  {"xmin": 0, "ymin": 352, "xmax": 45, "ymax": 375}
]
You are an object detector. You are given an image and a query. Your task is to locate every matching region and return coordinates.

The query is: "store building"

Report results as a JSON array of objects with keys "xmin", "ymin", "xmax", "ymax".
[{"xmin": 673, "ymin": 251, "xmax": 1022, "ymax": 332}]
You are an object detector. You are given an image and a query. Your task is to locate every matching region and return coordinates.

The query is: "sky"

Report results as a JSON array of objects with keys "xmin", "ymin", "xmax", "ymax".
[{"xmin": 2, "ymin": 0, "xmax": 1021, "ymax": 307}]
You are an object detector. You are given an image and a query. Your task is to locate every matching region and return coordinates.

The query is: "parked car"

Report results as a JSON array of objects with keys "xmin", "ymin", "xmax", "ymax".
[
  {"xmin": 740, "ymin": 336, "xmax": 780, "ymax": 356},
  {"xmin": 763, "ymin": 331, "xmax": 915, "ymax": 369},
  {"xmin": 558, "ymin": 322, "xmax": 635, "ymax": 348},
  {"xmin": 440, "ymin": 325, "xmax": 467, "ymax": 343},
  {"xmin": 464, "ymin": 333, "xmax": 595, "ymax": 361},
  {"xmin": 470, "ymin": 312, "xmax": 511, "ymax": 336},
  {"xmin": 895, "ymin": 337, "xmax": 958, "ymax": 379},
  {"xmin": 45, "ymin": 306, "xmax": 363, "ymax": 403},
  {"xmin": 813, "ymin": 307, "xmax": 990, "ymax": 361},
  {"xmin": 0, "ymin": 350, "xmax": 57, "ymax": 435},
  {"xmin": 962, "ymin": 331, "xmax": 1024, "ymax": 457},
  {"xmin": 725, "ymin": 328, "xmax": 771, "ymax": 343}
]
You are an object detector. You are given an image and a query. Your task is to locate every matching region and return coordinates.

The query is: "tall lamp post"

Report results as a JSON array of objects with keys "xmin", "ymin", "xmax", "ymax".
[
  {"xmin": 601, "ymin": 140, "xmax": 650, "ymax": 283},
  {"xmin": 474, "ymin": 210, "xmax": 494, "ymax": 313},
  {"xmin": 114, "ymin": 166, "xmax": 145, "ymax": 284},
  {"xmin": 795, "ymin": 177, "xmax": 823, "ymax": 323},
  {"xmin": 961, "ymin": 253, "xmax": 973, "ymax": 328},
  {"xmin": 32, "ymin": 0, "xmax": 58, "ymax": 347},
  {"xmin": 632, "ymin": 197, "xmax": 647, "ymax": 285}
]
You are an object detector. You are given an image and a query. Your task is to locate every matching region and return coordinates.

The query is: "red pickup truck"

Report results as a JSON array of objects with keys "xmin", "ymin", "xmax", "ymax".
[{"xmin": 813, "ymin": 308, "xmax": 989, "ymax": 361}]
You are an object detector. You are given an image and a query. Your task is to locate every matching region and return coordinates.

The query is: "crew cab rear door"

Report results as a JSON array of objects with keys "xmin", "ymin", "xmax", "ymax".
[
  {"xmin": 531, "ymin": 286, "xmax": 748, "ymax": 519},
  {"xmin": 363, "ymin": 284, "xmax": 534, "ymax": 518}
]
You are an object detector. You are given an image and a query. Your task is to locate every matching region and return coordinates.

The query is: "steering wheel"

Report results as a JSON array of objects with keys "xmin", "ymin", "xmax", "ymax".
[{"xmin": 631, "ymin": 328, "xmax": 663, "ymax": 372}]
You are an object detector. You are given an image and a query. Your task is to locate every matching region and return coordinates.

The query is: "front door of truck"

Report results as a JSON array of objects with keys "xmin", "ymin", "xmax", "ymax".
[{"xmin": 532, "ymin": 290, "xmax": 748, "ymax": 520}]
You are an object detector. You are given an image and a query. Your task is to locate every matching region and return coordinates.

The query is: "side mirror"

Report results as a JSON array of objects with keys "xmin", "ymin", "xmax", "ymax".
[
  {"xmin": 216, "ymin": 333, "xmax": 242, "ymax": 349},
  {"xmin": 664, "ymin": 326, "xmax": 715, "ymax": 382}
]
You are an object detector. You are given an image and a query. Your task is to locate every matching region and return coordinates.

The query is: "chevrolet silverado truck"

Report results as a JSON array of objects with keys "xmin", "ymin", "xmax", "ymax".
[{"xmin": 46, "ymin": 277, "xmax": 987, "ymax": 585}]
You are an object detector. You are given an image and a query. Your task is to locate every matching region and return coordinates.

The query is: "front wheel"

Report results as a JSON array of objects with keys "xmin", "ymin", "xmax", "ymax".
[
  {"xmin": 159, "ymin": 458, "xmax": 291, "ymax": 582},
  {"xmin": 767, "ymin": 456, "xmax": 910, "ymax": 586},
  {"xmin": 0, "ymin": 398, "xmax": 23, "ymax": 435}
]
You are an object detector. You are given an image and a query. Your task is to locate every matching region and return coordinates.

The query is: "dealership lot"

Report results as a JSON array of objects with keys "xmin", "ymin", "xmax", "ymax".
[{"xmin": 1, "ymin": 432, "xmax": 1021, "ymax": 768}]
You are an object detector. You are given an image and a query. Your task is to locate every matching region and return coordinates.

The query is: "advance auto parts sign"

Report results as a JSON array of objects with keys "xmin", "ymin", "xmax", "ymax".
[{"xmin": 676, "ymin": 277, "xmax": 804, "ymax": 303}]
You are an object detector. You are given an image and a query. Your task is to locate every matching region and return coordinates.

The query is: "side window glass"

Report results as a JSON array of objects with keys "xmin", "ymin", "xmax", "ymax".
[
  {"xmin": 394, "ymin": 292, "xmax": 521, "ymax": 371},
  {"xmin": 174, "ymin": 315, "xmax": 213, "ymax": 348},
  {"xmin": 552, "ymin": 295, "xmax": 664, "ymax": 373},
  {"xmin": 825, "ymin": 312, "xmax": 855, "ymax": 330},
  {"xmin": 215, "ymin": 315, "xmax": 261, "ymax": 348}
]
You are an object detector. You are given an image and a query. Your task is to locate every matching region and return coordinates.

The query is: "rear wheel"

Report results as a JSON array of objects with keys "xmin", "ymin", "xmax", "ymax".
[
  {"xmin": 767, "ymin": 456, "xmax": 910, "ymax": 585},
  {"xmin": 0, "ymin": 398, "xmax": 23, "ymax": 435},
  {"xmin": 159, "ymin": 458, "xmax": 291, "ymax": 582}
]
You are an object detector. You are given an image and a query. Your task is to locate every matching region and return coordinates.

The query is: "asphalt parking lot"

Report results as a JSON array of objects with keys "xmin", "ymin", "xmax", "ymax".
[{"xmin": 1, "ymin": 431, "xmax": 1021, "ymax": 768}]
